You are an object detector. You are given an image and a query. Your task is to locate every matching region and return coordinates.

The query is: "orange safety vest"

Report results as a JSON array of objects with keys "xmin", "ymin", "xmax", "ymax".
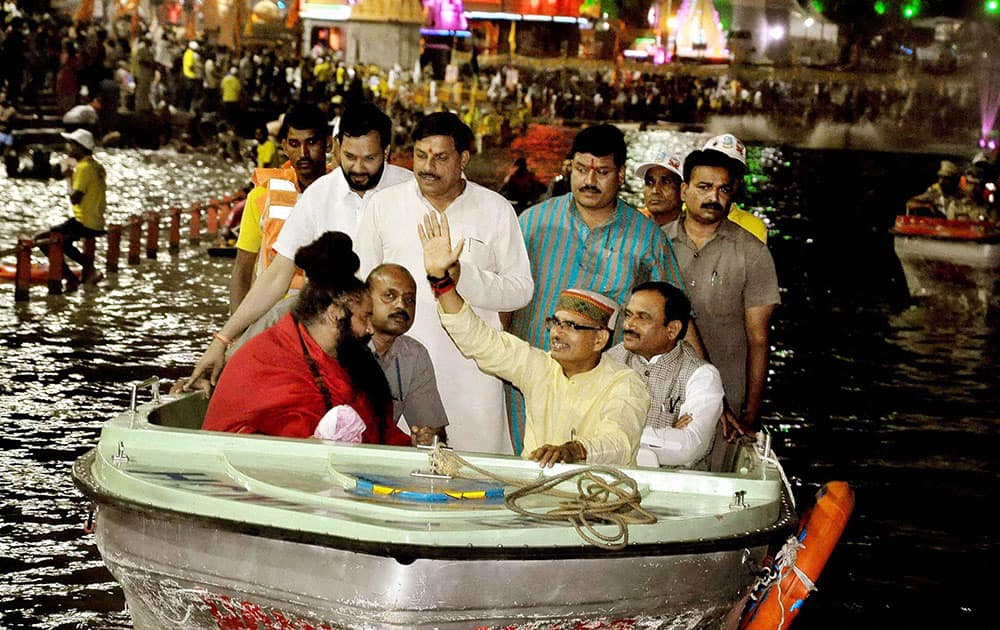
[{"xmin": 251, "ymin": 167, "xmax": 305, "ymax": 290}]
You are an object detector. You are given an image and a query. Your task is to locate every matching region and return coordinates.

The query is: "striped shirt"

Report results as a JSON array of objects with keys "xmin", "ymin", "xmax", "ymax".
[{"xmin": 510, "ymin": 193, "xmax": 686, "ymax": 349}]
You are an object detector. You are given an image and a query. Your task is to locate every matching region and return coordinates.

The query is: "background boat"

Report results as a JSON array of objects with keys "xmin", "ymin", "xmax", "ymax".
[{"xmin": 892, "ymin": 214, "xmax": 1000, "ymax": 309}]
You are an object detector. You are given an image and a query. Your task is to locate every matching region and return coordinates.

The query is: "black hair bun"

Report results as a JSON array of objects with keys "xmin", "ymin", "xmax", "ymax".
[{"xmin": 293, "ymin": 231, "xmax": 360, "ymax": 287}]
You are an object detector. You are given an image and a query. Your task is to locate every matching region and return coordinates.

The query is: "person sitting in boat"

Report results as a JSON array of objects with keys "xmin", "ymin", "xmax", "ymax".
[
  {"xmin": 905, "ymin": 160, "xmax": 963, "ymax": 218},
  {"xmin": 607, "ymin": 282, "xmax": 724, "ymax": 470},
  {"xmin": 418, "ymin": 212, "xmax": 648, "ymax": 468},
  {"xmin": 946, "ymin": 170, "xmax": 991, "ymax": 222},
  {"xmin": 202, "ymin": 231, "xmax": 413, "ymax": 446},
  {"xmin": 368, "ymin": 263, "xmax": 450, "ymax": 446}
]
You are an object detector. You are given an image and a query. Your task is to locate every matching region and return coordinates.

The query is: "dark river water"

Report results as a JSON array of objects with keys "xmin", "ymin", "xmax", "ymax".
[{"xmin": 1, "ymin": 132, "xmax": 995, "ymax": 629}]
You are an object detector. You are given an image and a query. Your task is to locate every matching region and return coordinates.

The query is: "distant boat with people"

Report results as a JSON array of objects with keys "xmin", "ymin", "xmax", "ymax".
[
  {"xmin": 72, "ymin": 378, "xmax": 853, "ymax": 629},
  {"xmin": 892, "ymin": 213, "xmax": 1000, "ymax": 309}
]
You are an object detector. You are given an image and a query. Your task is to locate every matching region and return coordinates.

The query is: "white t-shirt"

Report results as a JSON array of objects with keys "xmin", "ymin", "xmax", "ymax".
[
  {"xmin": 272, "ymin": 163, "xmax": 411, "ymax": 260},
  {"xmin": 355, "ymin": 178, "xmax": 534, "ymax": 455}
]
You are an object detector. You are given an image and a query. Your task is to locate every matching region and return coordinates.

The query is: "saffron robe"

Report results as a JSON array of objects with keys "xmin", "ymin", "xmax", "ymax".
[{"xmin": 203, "ymin": 313, "xmax": 410, "ymax": 446}]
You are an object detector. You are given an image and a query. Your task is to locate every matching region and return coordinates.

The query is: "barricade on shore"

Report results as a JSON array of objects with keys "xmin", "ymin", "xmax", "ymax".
[{"xmin": 5, "ymin": 190, "xmax": 245, "ymax": 302}]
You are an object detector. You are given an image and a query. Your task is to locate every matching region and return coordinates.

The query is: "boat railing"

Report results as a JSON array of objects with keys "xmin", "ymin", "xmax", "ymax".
[{"xmin": 893, "ymin": 214, "xmax": 999, "ymax": 240}]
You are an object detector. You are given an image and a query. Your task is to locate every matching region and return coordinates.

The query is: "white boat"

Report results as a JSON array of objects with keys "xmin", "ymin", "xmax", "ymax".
[
  {"xmin": 892, "ymin": 214, "xmax": 1000, "ymax": 307},
  {"xmin": 73, "ymin": 378, "xmax": 807, "ymax": 629}
]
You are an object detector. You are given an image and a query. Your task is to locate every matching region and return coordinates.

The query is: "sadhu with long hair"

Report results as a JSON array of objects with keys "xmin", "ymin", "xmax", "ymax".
[{"xmin": 202, "ymin": 231, "xmax": 412, "ymax": 446}]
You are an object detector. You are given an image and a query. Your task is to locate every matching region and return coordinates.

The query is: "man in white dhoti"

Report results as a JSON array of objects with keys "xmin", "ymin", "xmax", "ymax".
[{"xmin": 355, "ymin": 112, "xmax": 533, "ymax": 455}]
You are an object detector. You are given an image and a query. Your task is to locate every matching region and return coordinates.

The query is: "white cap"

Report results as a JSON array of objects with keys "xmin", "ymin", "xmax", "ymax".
[
  {"xmin": 634, "ymin": 152, "xmax": 683, "ymax": 181},
  {"xmin": 60, "ymin": 129, "xmax": 95, "ymax": 151},
  {"xmin": 188, "ymin": 41, "xmax": 199, "ymax": 50},
  {"xmin": 702, "ymin": 133, "xmax": 746, "ymax": 166}
]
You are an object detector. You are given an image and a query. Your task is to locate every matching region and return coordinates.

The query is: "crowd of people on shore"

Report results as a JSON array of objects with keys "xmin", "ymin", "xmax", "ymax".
[{"xmin": 0, "ymin": 2, "xmax": 983, "ymax": 165}]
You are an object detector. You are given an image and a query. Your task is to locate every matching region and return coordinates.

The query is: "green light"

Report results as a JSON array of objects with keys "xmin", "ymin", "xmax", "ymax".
[
  {"xmin": 811, "ymin": 1, "xmax": 824, "ymax": 12},
  {"xmin": 874, "ymin": 1, "xmax": 886, "ymax": 16},
  {"xmin": 987, "ymin": 0, "xmax": 1000, "ymax": 15}
]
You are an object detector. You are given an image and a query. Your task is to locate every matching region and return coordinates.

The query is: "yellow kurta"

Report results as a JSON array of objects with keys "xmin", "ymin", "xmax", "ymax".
[{"xmin": 439, "ymin": 303, "xmax": 648, "ymax": 465}]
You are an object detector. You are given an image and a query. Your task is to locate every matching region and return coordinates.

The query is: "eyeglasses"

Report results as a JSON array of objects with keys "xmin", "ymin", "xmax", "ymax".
[
  {"xmin": 377, "ymin": 289, "xmax": 416, "ymax": 307},
  {"xmin": 545, "ymin": 316, "xmax": 602, "ymax": 333}
]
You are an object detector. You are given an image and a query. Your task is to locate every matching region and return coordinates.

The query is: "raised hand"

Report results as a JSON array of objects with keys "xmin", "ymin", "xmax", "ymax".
[{"xmin": 417, "ymin": 212, "xmax": 464, "ymax": 278}]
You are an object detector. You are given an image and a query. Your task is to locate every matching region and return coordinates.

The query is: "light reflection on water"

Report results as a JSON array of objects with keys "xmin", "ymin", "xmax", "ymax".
[
  {"xmin": 1, "ymin": 138, "xmax": 995, "ymax": 628},
  {"xmin": 2, "ymin": 149, "xmax": 246, "ymax": 629}
]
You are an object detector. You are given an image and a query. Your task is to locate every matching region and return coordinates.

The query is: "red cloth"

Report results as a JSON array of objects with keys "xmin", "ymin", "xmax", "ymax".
[{"xmin": 203, "ymin": 313, "xmax": 410, "ymax": 446}]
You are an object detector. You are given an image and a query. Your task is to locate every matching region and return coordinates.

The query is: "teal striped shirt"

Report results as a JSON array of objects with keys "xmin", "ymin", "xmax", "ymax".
[{"xmin": 510, "ymin": 193, "xmax": 686, "ymax": 349}]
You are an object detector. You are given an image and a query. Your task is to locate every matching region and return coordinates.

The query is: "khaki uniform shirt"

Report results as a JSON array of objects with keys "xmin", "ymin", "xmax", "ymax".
[{"xmin": 663, "ymin": 217, "xmax": 780, "ymax": 412}]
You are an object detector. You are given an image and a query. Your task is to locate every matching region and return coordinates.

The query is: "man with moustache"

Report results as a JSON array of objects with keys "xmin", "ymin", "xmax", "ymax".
[
  {"xmin": 184, "ymin": 103, "xmax": 412, "ymax": 388},
  {"xmin": 356, "ymin": 112, "xmax": 533, "ymax": 455},
  {"xmin": 608, "ymin": 282, "xmax": 724, "ymax": 469},
  {"xmin": 637, "ymin": 145, "xmax": 767, "ymax": 242},
  {"xmin": 229, "ymin": 103, "xmax": 331, "ymax": 311},
  {"xmin": 635, "ymin": 153, "xmax": 684, "ymax": 226},
  {"xmin": 418, "ymin": 212, "xmax": 647, "ymax": 467},
  {"xmin": 508, "ymin": 124, "xmax": 694, "ymax": 454},
  {"xmin": 367, "ymin": 263, "xmax": 449, "ymax": 445},
  {"xmin": 664, "ymin": 134, "xmax": 779, "ymax": 443}
]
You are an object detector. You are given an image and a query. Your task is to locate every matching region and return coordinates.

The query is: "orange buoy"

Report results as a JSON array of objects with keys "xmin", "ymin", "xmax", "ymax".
[
  {"xmin": 2, "ymin": 262, "xmax": 79, "ymax": 285},
  {"xmin": 740, "ymin": 481, "xmax": 854, "ymax": 630}
]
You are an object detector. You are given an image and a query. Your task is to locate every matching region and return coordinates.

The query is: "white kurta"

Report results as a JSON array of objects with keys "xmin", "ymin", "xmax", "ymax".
[
  {"xmin": 356, "ymin": 178, "xmax": 534, "ymax": 454},
  {"xmin": 273, "ymin": 164, "xmax": 412, "ymax": 259}
]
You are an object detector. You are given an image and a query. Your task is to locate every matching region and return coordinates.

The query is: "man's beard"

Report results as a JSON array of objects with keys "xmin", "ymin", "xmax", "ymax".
[{"xmin": 343, "ymin": 162, "xmax": 385, "ymax": 192}]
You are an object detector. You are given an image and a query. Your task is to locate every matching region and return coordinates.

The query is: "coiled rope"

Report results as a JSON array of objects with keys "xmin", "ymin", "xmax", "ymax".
[{"xmin": 429, "ymin": 446, "xmax": 656, "ymax": 550}]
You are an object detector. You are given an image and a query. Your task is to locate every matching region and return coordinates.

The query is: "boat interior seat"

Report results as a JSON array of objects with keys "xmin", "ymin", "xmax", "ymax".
[{"xmin": 147, "ymin": 392, "xmax": 210, "ymax": 430}]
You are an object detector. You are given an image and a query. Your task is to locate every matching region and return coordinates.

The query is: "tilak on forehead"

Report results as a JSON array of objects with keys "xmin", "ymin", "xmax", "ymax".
[{"xmin": 575, "ymin": 155, "xmax": 616, "ymax": 172}]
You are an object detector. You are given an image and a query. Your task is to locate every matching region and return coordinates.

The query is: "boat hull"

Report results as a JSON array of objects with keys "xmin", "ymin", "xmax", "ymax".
[
  {"xmin": 72, "ymin": 391, "xmax": 795, "ymax": 629},
  {"xmin": 92, "ymin": 497, "xmax": 764, "ymax": 629},
  {"xmin": 893, "ymin": 234, "xmax": 1000, "ymax": 304}
]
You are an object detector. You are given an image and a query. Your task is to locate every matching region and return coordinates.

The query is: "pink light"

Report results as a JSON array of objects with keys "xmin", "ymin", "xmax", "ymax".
[{"xmin": 423, "ymin": 0, "xmax": 468, "ymax": 31}]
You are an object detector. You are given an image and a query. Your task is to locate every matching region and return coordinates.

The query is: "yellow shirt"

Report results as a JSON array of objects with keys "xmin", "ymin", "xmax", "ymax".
[
  {"xmin": 221, "ymin": 74, "xmax": 241, "ymax": 103},
  {"xmin": 71, "ymin": 156, "xmax": 106, "ymax": 231},
  {"xmin": 439, "ymin": 303, "xmax": 648, "ymax": 465},
  {"xmin": 235, "ymin": 186, "xmax": 268, "ymax": 254},
  {"xmin": 314, "ymin": 61, "xmax": 332, "ymax": 83},
  {"xmin": 727, "ymin": 207, "xmax": 767, "ymax": 243},
  {"xmin": 182, "ymin": 48, "xmax": 198, "ymax": 80},
  {"xmin": 256, "ymin": 139, "xmax": 279, "ymax": 168}
]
